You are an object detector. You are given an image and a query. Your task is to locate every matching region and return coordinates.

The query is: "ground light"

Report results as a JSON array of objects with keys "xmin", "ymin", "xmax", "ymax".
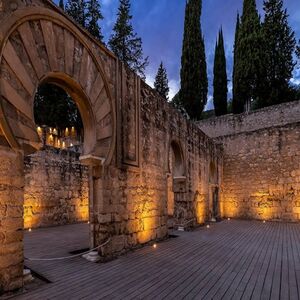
[
  {"xmin": 28, "ymin": 228, "xmax": 32, "ymax": 232},
  {"xmin": 206, "ymin": 224, "xmax": 210, "ymax": 229},
  {"xmin": 263, "ymin": 220, "xmax": 266, "ymax": 223},
  {"xmin": 228, "ymin": 218, "xmax": 231, "ymax": 221},
  {"xmin": 153, "ymin": 243, "xmax": 157, "ymax": 249}
]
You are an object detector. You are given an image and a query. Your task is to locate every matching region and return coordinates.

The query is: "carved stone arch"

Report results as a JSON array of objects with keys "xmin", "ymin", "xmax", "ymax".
[
  {"xmin": 0, "ymin": 7, "xmax": 116, "ymax": 164},
  {"xmin": 168, "ymin": 139, "xmax": 186, "ymax": 177}
]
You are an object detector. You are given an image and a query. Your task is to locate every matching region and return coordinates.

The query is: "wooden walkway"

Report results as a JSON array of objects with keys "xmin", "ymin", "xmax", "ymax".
[{"xmin": 16, "ymin": 220, "xmax": 300, "ymax": 300}]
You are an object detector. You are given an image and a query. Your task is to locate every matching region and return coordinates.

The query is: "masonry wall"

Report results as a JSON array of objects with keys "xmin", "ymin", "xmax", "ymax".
[
  {"xmin": 24, "ymin": 147, "xmax": 89, "ymax": 229},
  {"xmin": 0, "ymin": 147, "xmax": 24, "ymax": 294},
  {"xmin": 95, "ymin": 77, "xmax": 223, "ymax": 253},
  {"xmin": 198, "ymin": 101, "xmax": 300, "ymax": 222}
]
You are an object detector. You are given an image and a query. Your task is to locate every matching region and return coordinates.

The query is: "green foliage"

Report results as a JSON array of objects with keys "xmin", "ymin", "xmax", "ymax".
[
  {"xmin": 213, "ymin": 29, "xmax": 228, "ymax": 116},
  {"xmin": 108, "ymin": 0, "xmax": 148, "ymax": 79},
  {"xmin": 59, "ymin": 0, "xmax": 65, "ymax": 10},
  {"xmin": 232, "ymin": 13, "xmax": 244, "ymax": 113},
  {"xmin": 233, "ymin": 0, "xmax": 266, "ymax": 114},
  {"xmin": 260, "ymin": 0, "xmax": 296, "ymax": 107},
  {"xmin": 179, "ymin": 0, "xmax": 208, "ymax": 120},
  {"xmin": 86, "ymin": 0, "xmax": 104, "ymax": 42},
  {"xmin": 34, "ymin": 84, "xmax": 83, "ymax": 130},
  {"xmin": 154, "ymin": 62, "xmax": 169, "ymax": 100},
  {"xmin": 65, "ymin": 0, "xmax": 86, "ymax": 27}
]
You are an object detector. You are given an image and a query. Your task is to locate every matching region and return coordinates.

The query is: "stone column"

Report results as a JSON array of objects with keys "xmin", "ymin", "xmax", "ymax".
[{"xmin": 0, "ymin": 146, "xmax": 24, "ymax": 294}]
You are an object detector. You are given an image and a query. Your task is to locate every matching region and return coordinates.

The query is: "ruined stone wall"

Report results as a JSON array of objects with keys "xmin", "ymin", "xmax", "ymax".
[
  {"xmin": 24, "ymin": 147, "xmax": 89, "ymax": 229},
  {"xmin": 198, "ymin": 101, "xmax": 300, "ymax": 222},
  {"xmin": 198, "ymin": 100, "xmax": 300, "ymax": 138},
  {"xmin": 95, "ymin": 76, "xmax": 223, "ymax": 253},
  {"xmin": 0, "ymin": 147, "xmax": 23, "ymax": 294}
]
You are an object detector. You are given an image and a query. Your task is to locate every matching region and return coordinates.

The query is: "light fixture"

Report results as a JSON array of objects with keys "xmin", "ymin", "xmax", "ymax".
[
  {"xmin": 228, "ymin": 218, "xmax": 231, "ymax": 221},
  {"xmin": 153, "ymin": 243, "xmax": 157, "ymax": 249},
  {"xmin": 206, "ymin": 224, "xmax": 210, "ymax": 229},
  {"xmin": 28, "ymin": 228, "xmax": 32, "ymax": 232}
]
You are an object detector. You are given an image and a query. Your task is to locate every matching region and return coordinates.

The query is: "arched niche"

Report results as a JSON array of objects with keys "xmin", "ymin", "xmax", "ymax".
[{"xmin": 0, "ymin": 7, "xmax": 116, "ymax": 164}]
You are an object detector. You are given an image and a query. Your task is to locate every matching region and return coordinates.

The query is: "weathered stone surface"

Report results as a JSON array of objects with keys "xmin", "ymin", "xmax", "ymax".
[
  {"xmin": 24, "ymin": 147, "xmax": 89, "ymax": 229},
  {"xmin": 0, "ymin": 147, "xmax": 24, "ymax": 294},
  {"xmin": 198, "ymin": 101, "xmax": 300, "ymax": 222}
]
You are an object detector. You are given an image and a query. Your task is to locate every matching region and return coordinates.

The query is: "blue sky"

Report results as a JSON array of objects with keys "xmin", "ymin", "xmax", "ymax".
[{"xmin": 56, "ymin": 0, "xmax": 300, "ymax": 109}]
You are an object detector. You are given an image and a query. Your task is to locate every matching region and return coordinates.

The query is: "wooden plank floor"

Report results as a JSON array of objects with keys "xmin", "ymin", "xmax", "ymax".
[{"xmin": 15, "ymin": 220, "xmax": 300, "ymax": 300}]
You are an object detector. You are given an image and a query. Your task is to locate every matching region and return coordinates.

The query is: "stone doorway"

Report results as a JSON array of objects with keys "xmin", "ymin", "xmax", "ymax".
[
  {"xmin": 167, "ymin": 140, "xmax": 187, "ymax": 228},
  {"xmin": 209, "ymin": 161, "xmax": 220, "ymax": 221}
]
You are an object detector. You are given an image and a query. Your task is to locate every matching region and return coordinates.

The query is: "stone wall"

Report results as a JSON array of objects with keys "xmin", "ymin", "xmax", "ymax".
[
  {"xmin": 0, "ymin": 147, "xmax": 24, "ymax": 294},
  {"xmin": 24, "ymin": 147, "xmax": 89, "ymax": 229},
  {"xmin": 198, "ymin": 101, "xmax": 300, "ymax": 222},
  {"xmin": 94, "ymin": 77, "xmax": 223, "ymax": 254},
  {"xmin": 198, "ymin": 100, "xmax": 300, "ymax": 138}
]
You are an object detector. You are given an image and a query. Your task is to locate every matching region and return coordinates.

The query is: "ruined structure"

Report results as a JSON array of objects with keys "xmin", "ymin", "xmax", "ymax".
[
  {"xmin": 198, "ymin": 100, "xmax": 300, "ymax": 222},
  {"xmin": 0, "ymin": 0, "xmax": 222, "ymax": 293}
]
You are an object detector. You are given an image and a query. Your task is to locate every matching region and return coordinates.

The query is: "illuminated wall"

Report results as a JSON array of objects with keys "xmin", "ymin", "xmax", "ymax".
[
  {"xmin": 24, "ymin": 147, "xmax": 89, "ymax": 229},
  {"xmin": 198, "ymin": 101, "xmax": 300, "ymax": 222}
]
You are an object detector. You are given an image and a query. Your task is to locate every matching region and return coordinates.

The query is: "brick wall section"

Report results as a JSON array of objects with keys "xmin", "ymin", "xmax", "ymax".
[
  {"xmin": 198, "ymin": 101, "xmax": 300, "ymax": 221},
  {"xmin": 0, "ymin": 147, "xmax": 24, "ymax": 294},
  {"xmin": 24, "ymin": 147, "xmax": 89, "ymax": 229}
]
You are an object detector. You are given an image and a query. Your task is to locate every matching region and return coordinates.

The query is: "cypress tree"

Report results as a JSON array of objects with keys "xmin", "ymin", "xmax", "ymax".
[
  {"xmin": 213, "ymin": 29, "xmax": 228, "ymax": 116},
  {"xmin": 233, "ymin": 0, "xmax": 265, "ymax": 113},
  {"xmin": 262, "ymin": 0, "xmax": 296, "ymax": 107},
  {"xmin": 108, "ymin": 0, "xmax": 149, "ymax": 79},
  {"xmin": 59, "ymin": 0, "xmax": 65, "ymax": 10},
  {"xmin": 86, "ymin": 0, "xmax": 104, "ymax": 42},
  {"xmin": 179, "ymin": 0, "xmax": 208, "ymax": 120},
  {"xmin": 297, "ymin": 41, "xmax": 300, "ymax": 59},
  {"xmin": 154, "ymin": 62, "xmax": 170, "ymax": 100},
  {"xmin": 65, "ymin": 0, "xmax": 86, "ymax": 28},
  {"xmin": 232, "ymin": 13, "xmax": 244, "ymax": 114}
]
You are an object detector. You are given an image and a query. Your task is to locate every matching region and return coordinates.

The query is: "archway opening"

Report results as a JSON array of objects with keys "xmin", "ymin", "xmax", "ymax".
[
  {"xmin": 23, "ymin": 82, "xmax": 90, "ymax": 268},
  {"xmin": 167, "ymin": 141, "xmax": 186, "ymax": 228},
  {"xmin": 209, "ymin": 161, "xmax": 219, "ymax": 221}
]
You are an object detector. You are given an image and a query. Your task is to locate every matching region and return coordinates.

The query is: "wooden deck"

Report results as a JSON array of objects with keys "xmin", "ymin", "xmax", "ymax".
[{"xmin": 16, "ymin": 220, "xmax": 300, "ymax": 300}]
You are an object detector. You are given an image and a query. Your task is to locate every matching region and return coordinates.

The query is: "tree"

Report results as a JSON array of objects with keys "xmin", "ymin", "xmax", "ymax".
[
  {"xmin": 59, "ymin": 0, "xmax": 65, "ymax": 10},
  {"xmin": 233, "ymin": 0, "xmax": 265, "ymax": 113},
  {"xmin": 261, "ymin": 0, "xmax": 296, "ymax": 107},
  {"xmin": 154, "ymin": 62, "xmax": 169, "ymax": 100},
  {"xmin": 179, "ymin": 0, "xmax": 208, "ymax": 120},
  {"xmin": 65, "ymin": 0, "xmax": 86, "ymax": 28},
  {"xmin": 297, "ymin": 41, "xmax": 300, "ymax": 60},
  {"xmin": 86, "ymin": 0, "xmax": 104, "ymax": 42},
  {"xmin": 34, "ymin": 84, "xmax": 82, "ymax": 130},
  {"xmin": 232, "ymin": 13, "xmax": 244, "ymax": 114},
  {"xmin": 213, "ymin": 29, "xmax": 228, "ymax": 116},
  {"xmin": 108, "ymin": 0, "xmax": 148, "ymax": 79}
]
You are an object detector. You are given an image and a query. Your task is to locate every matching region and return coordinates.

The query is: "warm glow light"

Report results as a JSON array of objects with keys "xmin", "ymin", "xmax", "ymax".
[
  {"xmin": 70, "ymin": 143, "xmax": 73, "ymax": 147},
  {"xmin": 153, "ymin": 243, "xmax": 157, "ymax": 249},
  {"xmin": 206, "ymin": 224, "xmax": 210, "ymax": 229},
  {"xmin": 228, "ymin": 218, "xmax": 231, "ymax": 221},
  {"xmin": 88, "ymin": 221, "xmax": 90, "ymax": 224},
  {"xmin": 263, "ymin": 220, "xmax": 266, "ymax": 223},
  {"xmin": 28, "ymin": 228, "xmax": 32, "ymax": 232},
  {"xmin": 62, "ymin": 141, "xmax": 66, "ymax": 149}
]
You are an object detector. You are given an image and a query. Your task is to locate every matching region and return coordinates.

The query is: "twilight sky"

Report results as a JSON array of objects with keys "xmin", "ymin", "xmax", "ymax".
[{"xmin": 55, "ymin": 0, "xmax": 300, "ymax": 110}]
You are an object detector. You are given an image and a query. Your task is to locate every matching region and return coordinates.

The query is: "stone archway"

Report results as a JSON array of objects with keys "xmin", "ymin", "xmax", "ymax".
[
  {"xmin": 167, "ymin": 140, "xmax": 187, "ymax": 226},
  {"xmin": 209, "ymin": 161, "xmax": 219, "ymax": 221},
  {"xmin": 0, "ymin": 7, "xmax": 115, "ymax": 161},
  {"xmin": 0, "ymin": 7, "xmax": 116, "ymax": 293}
]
